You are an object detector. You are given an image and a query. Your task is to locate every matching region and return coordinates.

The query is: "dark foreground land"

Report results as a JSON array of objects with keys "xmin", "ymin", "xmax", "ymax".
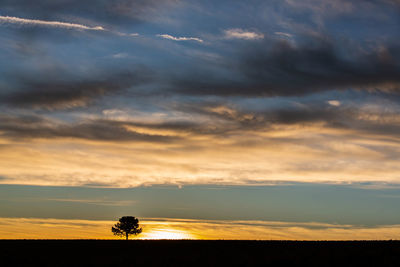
[{"xmin": 1, "ymin": 240, "xmax": 400, "ymax": 266}]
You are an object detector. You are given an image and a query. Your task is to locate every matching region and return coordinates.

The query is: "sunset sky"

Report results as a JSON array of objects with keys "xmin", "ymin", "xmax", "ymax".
[{"xmin": 1, "ymin": 0, "xmax": 400, "ymax": 239}]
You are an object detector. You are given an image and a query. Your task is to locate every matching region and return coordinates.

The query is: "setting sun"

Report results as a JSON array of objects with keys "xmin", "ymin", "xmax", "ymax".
[{"xmin": 139, "ymin": 229, "xmax": 195, "ymax": 240}]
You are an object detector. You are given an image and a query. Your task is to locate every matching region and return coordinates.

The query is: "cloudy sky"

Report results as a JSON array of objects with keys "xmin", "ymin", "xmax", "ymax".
[{"xmin": 1, "ymin": 0, "xmax": 400, "ymax": 239}]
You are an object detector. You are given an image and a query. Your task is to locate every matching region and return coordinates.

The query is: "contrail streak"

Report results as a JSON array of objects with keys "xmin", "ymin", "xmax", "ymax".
[
  {"xmin": 0, "ymin": 15, "xmax": 104, "ymax": 31},
  {"xmin": 157, "ymin": 34, "xmax": 203, "ymax": 43}
]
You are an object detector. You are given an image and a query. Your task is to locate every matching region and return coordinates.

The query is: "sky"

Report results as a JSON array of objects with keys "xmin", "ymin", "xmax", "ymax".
[{"xmin": 0, "ymin": 0, "xmax": 400, "ymax": 239}]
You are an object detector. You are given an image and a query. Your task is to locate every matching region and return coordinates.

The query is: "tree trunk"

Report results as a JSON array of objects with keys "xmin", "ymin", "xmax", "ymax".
[{"xmin": 126, "ymin": 233, "xmax": 128, "ymax": 240}]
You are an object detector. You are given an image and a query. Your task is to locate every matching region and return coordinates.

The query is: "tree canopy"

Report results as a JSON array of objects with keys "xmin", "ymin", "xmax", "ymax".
[{"xmin": 112, "ymin": 216, "xmax": 142, "ymax": 240}]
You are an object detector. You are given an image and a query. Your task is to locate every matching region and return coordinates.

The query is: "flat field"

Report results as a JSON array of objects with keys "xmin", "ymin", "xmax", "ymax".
[{"xmin": 1, "ymin": 240, "xmax": 399, "ymax": 266}]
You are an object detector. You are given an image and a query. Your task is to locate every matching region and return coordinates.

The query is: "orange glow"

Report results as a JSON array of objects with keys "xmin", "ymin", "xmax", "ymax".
[
  {"xmin": 1, "ymin": 217, "xmax": 400, "ymax": 240},
  {"xmin": 139, "ymin": 229, "xmax": 196, "ymax": 240},
  {"xmin": 2, "ymin": 118, "xmax": 400, "ymax": 188}
]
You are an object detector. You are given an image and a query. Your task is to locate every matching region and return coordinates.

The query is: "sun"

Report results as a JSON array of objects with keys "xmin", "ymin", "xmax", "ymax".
[{"xmin": 139, "ymin": 229, "xmax": 195, "ymax": 240}]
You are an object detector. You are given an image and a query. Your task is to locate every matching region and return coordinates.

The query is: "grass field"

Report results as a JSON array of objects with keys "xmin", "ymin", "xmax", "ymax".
[{"xmin": 1, "ymin": 240, "xmax": 400, "ymax": 266}]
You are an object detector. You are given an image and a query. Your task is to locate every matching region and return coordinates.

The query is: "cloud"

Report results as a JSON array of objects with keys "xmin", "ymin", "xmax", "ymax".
[
  {"xmin": 0, "ymin": 217, "xmax": 114, "ymax": 239},
  {"xmin": 0, "ymin": 15, "xmax": 144, "ymax": 39},
  {"xmin": 1, "ymin": 69, "xmax": 151, "ymax": 110},
  {"xmin": 44, "ymin": 198, "xmax": 136, "ymax": 206},
  {"xmin": 172, "ymin": 36, "xmax": 400, "ymax": 97},
  {"xmin": 175, "ymin": 102, "xmax": 347, "ymax": 136},
  {"xmin": 3, "ymin": 98, "xmax": 400, "ymax": 147},
  {"xmin": 0, "ymin": 0, "xmax": 400, "ymax": 188},
  {"xmin": 1, "ymin": 217, "xmax": 400, "ymax": 240},
  {"xmin": 0, "ymin": 115, "xmax": 180, "ymax": 143},
  {"xmin": 0, "ymin": 15, "xmax": 104, "ymax": 31},
  {"xmin": 274, "ymin": 32, "xmax": 294, "ymax": 38},
  {"xmin": 240, "ymin": 39, "xmax": 400, "ymax": 96},
  {"xmin": 142, "ymin": 218, "xmax": 400, "ymax": 240},
  {"xmin": 0, "ymin": 0, "xmax": 178, "ymax": 27},
  {"xmin": 327, "ymin": 100, "xmax": 341, "ymax": 107},
  {"xmin": 284, "ymin": 0, "xmax": 400, "ymax": 17},
  {"xmin": 2, "ymin": 99, "xmax": 400, "ymax": 187},
  {"xmin": 123, "ymin": 33, "xmax": 140, "ymax": 37},
  {"xmin": 224, "ymin": 28, "xmax": 264, "ymax": 40},
  {"xmin": 157, "ymin": 34, "xmax": 204, "ymax": 43},
  {"xmin": 179, "ymin": 100, "xmax": 400, "ymax": 141}
]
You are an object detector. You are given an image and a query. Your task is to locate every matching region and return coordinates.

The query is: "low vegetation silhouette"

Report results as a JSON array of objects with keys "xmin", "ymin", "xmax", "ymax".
[
  {"xmin": 112, "ymin": 216, "xmax": 142, "ymax": 240},
  {"xmin": 2, "ymin": 240, "xmax": 400, "ymax": 266}
]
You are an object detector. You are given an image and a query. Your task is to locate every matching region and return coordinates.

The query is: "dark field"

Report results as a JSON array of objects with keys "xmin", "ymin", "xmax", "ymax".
[{"xmin": 1, "ymin": 240, "xmax": 399, "ymax": 266}]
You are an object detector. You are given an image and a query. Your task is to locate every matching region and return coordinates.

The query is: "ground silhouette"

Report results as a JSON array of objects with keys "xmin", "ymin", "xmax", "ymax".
[{"xmin": 1, "ymin": 240, "xmax": 399, "ymax": 267}]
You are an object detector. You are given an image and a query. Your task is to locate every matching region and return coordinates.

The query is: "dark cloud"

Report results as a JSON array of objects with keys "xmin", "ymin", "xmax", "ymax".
[
  {"xmin": 1, "ymin": 100, "xmax": 400, "ymax": 147},
  {"xmin": 126, "ymin": 121, "xmax": 201, "ymax": 132},
  {"xmin": 173, "ymin": 101, "xmax": 400, "ymax": 139},
  {"xmin": 177, "ymin": 101, "xmax": 345, "ymax": 127},
  {"xmin": 265, "ymin": 107, "xmax": 345, "ymax": 125},
  {"xmin": 1, "ymin": 69, "xmax": 151, "ymax": 110},
  {"xmin": 241, "ymin": 39, "xmax": 400, "ymax": 96},
  {"xmin": 0, "ymin": 115, "xmax": 179, "ymax": 142},
  {"xmin": 0, "ymin": 105, "xmax": 344, "ymax": 142},
  {"xmin": 173, "ymin": 37, "xmax": 400, "ymax": 97}
]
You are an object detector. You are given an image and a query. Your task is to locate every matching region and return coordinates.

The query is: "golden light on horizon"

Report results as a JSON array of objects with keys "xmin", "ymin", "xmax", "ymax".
[
  {"xmin": 1, "ymin": 217, "xmax": 400, "ymax": 240},
  {"xmin": 138, "ymin": 228, "xmax": 196, "ymax": 240}
]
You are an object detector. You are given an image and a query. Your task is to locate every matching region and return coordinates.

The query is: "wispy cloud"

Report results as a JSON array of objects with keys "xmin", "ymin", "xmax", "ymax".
[
  {"xmin": 157, "ymin": 34, "xmax": 203, "ymax": 43},
  {"xmin": 117, "ymin": 32, "xmax": 140, "ymax": 37},
  {"xmin": 274, "ymin": 32, "xmax": 294, "ymax": 38},
  {"xmin": 224, "ymin": 28, "xmax": 264, "ymax": 40},
  {"xmin": 1, "ymin": 217, "xmax": 400, "ymax": 240},
  {"xmin": 327, "ymin": 100, "xmax": 341, "ymax": 107},
  {"xmin": 0, "ymin": 15, "xmax": 105, "ymax": 31},
  {"xmin": 45, "ymin": 198, "xmax": 136, "ymax": 206}
]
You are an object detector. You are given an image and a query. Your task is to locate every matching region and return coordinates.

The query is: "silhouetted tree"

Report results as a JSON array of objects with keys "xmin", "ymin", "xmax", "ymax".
[{"xmin": 112, "ymin": 216, "xmax": 142, "ymax": 240}]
